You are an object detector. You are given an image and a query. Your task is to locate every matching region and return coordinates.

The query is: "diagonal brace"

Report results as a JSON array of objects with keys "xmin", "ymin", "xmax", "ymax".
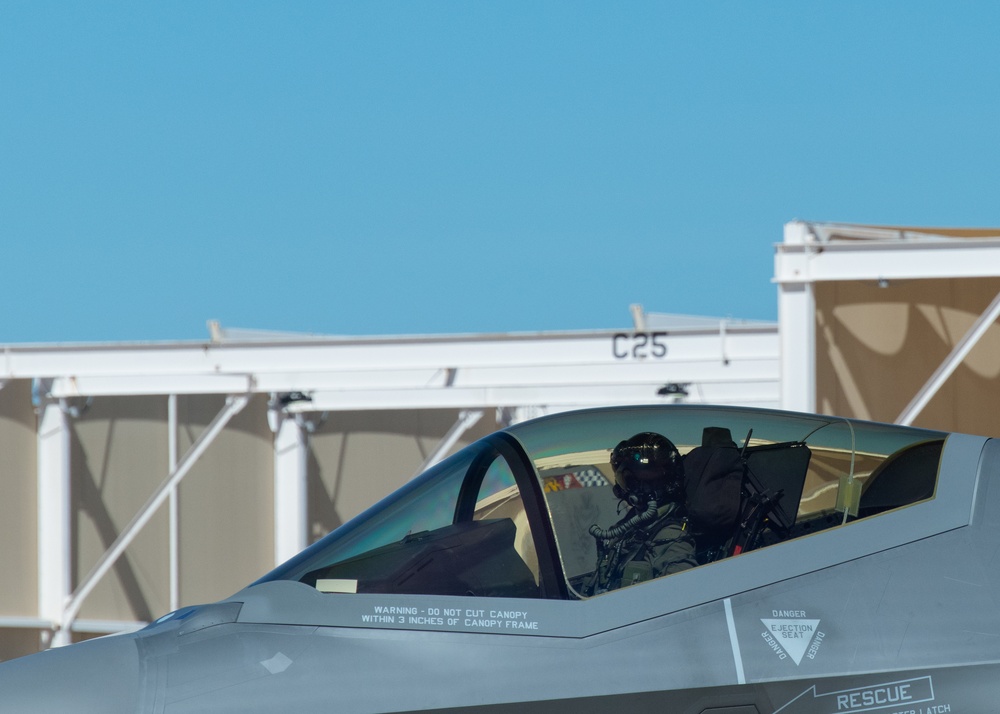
[
  {"xmin": 57, "ymin": 394, "xmax": 250, "ymax": 641},
  {"xmin": 413, "ymin": 409, "xmax": 483, "ymax": 476},
  {"xmin": 897, "ymin": 290, "xmax": 1000, "ymax": 425}
]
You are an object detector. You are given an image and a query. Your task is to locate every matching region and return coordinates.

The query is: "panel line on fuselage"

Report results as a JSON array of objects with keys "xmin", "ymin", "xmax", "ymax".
[{"xmin": 724, "ymin": 597, "xmax": 746, "ymax": 684}]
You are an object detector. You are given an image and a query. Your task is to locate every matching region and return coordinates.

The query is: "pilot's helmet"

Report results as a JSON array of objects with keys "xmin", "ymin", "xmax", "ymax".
[{"xmin": 609, "ymin": 432, "xmax": 684, "ymax": 506}]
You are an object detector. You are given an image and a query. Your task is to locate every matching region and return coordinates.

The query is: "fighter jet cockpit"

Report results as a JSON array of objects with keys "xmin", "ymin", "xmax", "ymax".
[
  {"xmin": 256, "ymin": 405, "xmax": 946, "ymax": 600},
  {"xmin": 2, "ymin": 404, "xmax": 990, "ymax": 714}
]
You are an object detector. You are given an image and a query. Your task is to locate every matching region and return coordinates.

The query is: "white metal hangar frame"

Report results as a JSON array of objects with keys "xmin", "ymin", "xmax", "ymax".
[
  {"xmin": 0, "ymin": 315, "xmax": 778, "ymax": 652},
  {"xmin": 776, "ymin": 221, "xmax": 1000, "ymax": 433}
]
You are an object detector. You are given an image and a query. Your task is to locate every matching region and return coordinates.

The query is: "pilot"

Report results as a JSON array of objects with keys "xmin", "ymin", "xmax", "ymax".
[{"xmin": 584, "ymin": 432, "xmax": 697, "ymax": 595}]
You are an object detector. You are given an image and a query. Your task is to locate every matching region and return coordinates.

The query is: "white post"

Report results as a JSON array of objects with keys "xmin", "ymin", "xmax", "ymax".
[
  {"xmin": 777, "ymin": 221, "xmax": 817, "ymax": 413},
  {"xmin": 37, "ymin": 397, "xmax": 72, "ymax": 648},
  {"xmin": 272, "ymin": 408, "xmax": 308, "ymax": 566},
  {"xmin": 167, "ymin": 394, "xmax": 179, "ymax": 611}
]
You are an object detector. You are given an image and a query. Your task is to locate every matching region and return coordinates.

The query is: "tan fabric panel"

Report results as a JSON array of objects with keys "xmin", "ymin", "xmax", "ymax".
[
  {"xmin": 70, "ymin": 394, "xmax": 274, "ymax": 622},
  {"xmin": 816, "ymin": 278, "xmax": 1000, "ymax": 435},
  {"xmin": 176, "ymin": 394, "xmax": 273, "ymax": 606},
  {"xmin": 0, "ymin": 380, "xmax": 38, "ymax": 618},
  {"xmin": 72, "ymin": 396, "xmax": 170, "ymax": 622},
  {"xmin": 0, "ymin": 628, "xmax": 42, "ymax": 662},
  {"xmin": 308, "ymin": 409, "xmax": 498, "ymax": 543}
]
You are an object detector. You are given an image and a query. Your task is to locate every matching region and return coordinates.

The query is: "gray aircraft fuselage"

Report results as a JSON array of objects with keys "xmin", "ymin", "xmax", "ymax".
[{"xmin": 1, "ymin": 405, "xmax": 997, "ymax": 713}]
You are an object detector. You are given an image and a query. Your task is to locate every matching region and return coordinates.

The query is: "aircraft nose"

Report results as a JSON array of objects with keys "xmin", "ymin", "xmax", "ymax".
[{"xmin": 0, "ymin": 633, "xmax": 139, "ymax": 714}]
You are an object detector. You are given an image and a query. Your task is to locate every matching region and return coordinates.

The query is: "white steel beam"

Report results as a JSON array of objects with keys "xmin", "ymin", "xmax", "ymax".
[
  {"xmin": 0, "ymin": 616, "xmax": 52, "ymax": 629},
  {"xmin": 775, "ymin": 235, "xmax": 1000, "ymax": 285},
  {"xmin": 167, "ymin": 394, "xmax": 179, "ymax": 612},
  {"xmin": 0, "ymin": 616, "xmax": 147, "ymax": 634},
  {"xmin": 776, "ymin": 222, "xmax": 817, "ymax": 413},
  {"xmin": 49, "ymin": 374, "xmax": 254, "ymax": 398},
  {"xmin": 271, "ymin": 405, "xmax": 308, "ymax": 566},
  {"xmin": 37, "ymin": 397, "xmax": 72, "ymax": 648},
  {"xmin": 41, "ymin": 357, "xmax": 780, "ymax": 399},
  {"xmin": 896, "ymin": 289, "xmax": 1000, "ymax": 425},
  {"xmin": 57, "ymin": 395, "xmax": 249, "ymax": 643},
  {"xmin": 287, "ymin": 380, "xmax": 780, "ymax": 412},
  {"xmin": 777, "ymin": 282, "xmax": 815, "ymax": 412},
  {"xmin": 3, "ymin": 328, "xmax": 777, "ymax": 382},
  {"xmin": 1, "ymin": 327, "xmax": 780, "ymax": 415}
]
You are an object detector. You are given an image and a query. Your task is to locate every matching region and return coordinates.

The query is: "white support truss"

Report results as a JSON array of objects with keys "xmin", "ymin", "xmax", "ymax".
[
  {"xmin": 37, "ymin": 396, "xmax": 72, "ymax": 649},
  {"xmin": 54, "ymin": 394, "xmax": 249, "ymax": 645},
  {"xmin": 167, "ymin": 394, "xmax": 180, "ymax": 612},
  {"xmin": 413, "ymin": 409, "xmax": 484, "ymax": 476},
  {"xmin": 897, "ymin": 290, "xmax": 1000, "ymax": 425},
  {"xmin": 775, "ymin": 221, "xmax": 1000, "ymax": 422},
  {"xmin": 270, "ymin": 398, "xmax": 309, "ymax": 566},
  {"xmin": 5, "ymin": 317, "xmax": 781, "ymax": 647},
  {"xmin": 776, "ymin": 222, "xmax": 818, "ymax": 412},
  {"xmin": 4, "ymin": 327, "xmax": 779, "ymax": 410}
]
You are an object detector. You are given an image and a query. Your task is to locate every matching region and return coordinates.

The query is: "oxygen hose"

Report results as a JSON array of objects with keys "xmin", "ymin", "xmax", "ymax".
[{"xmin": 589, "ymin": 500, "xmax": 659, "ymax": 541}]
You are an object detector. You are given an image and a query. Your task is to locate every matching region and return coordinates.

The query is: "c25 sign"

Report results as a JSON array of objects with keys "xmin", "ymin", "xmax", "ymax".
[{"xmin": 612, "ymin": 332, "xmax": 668, "ymax": 360}]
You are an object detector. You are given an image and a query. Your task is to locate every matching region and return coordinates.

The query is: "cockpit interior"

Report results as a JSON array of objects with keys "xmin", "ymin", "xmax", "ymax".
[{"xmin": 256, "ymin": 406, "xmax": 946, "ymax": 601}]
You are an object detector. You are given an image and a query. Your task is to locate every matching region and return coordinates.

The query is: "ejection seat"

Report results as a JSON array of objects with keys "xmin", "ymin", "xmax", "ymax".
[
  {"xmin": 683, "ymin": 427, "xmax": 743, "ymax": 563},
  {"xmin": 684, "ymin": 427, "xmax": 812, "ymax": 562}
]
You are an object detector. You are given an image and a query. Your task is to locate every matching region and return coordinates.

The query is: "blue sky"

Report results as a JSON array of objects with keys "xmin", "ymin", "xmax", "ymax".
[{"xmin": 2, "ymin": 2, "xmax": 998, "ymax": 344}]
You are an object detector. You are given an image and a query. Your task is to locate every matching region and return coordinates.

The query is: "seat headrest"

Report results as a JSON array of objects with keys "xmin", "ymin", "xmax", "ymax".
[{"xmin": 701, "ymin": 427, "xmax": 736, "ymax": 449}]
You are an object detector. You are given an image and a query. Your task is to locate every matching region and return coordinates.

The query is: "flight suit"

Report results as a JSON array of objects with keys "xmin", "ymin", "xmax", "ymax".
[{"xmin": 592, "ymin": 501, "xmax": 697, "ymax": 593}]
